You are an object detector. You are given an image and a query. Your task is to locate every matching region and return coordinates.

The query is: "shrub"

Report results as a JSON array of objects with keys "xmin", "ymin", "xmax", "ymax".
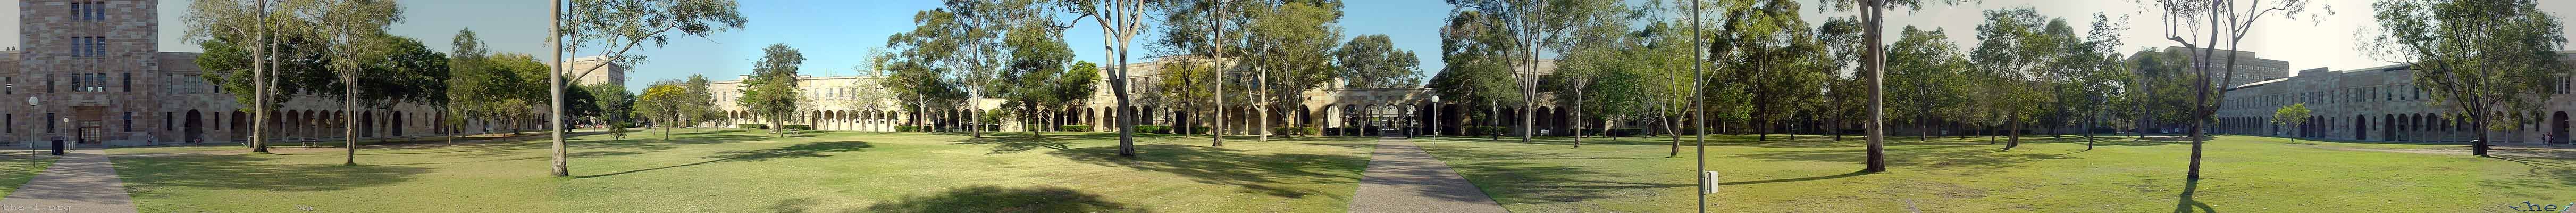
[
  {"xmin": 782, "ymin": 125, "xmax": 814, "ymax": 130},
  {"xmin": 1059, "ymin": 125, "xmax": 1093, "ymax": 132},
  {"xmin": 895, "ymin": 126, "xmax": 923, "ymax": 132},
  {"xmin": 1273, "ymin": 127, "xmax": 1319, "ymax": 136},
  {"xmin": 1609, "ymin": 128, "xmax": 1645, "ymax": 137},
  {"xmin": 1465, "ymin": 126, "xmax": 1509, "ymax": 136},
  {"xmin": 1188, "ymin": 126, "xmax": 1210, "ymax": 135},
  {"xmin": 1135, "ymin": 125, "xmax": 1171, "ymax": 134},
  {"xmin": 737, "ymin": 124, "xmax": 769, "ymax": 129}
]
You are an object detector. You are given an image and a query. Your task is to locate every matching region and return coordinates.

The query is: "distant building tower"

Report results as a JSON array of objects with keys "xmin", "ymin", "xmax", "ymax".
[{"xmin": 564, "ymin": 56, "xmax": 627, "ymax": 87}]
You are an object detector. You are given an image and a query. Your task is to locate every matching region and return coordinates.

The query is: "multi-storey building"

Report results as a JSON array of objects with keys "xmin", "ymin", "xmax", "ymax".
[
  {"xmin": 566, "ymin": 56, "xmax": 626, "ymax": 87},
  {"xmin": 2215, "ymin": 52, "xmax": 2576, "ymax": 145},
  {"xmin": 2133, "ymin": 46, "xmax": 2292, "ymax": 87},
  {"xmin": 1, "ymin": 0, "xmax": 467, "ymax": 146}
]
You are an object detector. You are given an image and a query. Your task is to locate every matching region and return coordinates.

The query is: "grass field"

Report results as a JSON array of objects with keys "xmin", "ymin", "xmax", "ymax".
[
  {"xmin": 1416, "ymin": 134, "xmax": 2576, "ymax": 212},
  {"xmin": 0, "ymin": 152, "xmax": 57, "ymax": 198},
  {"xmin": 105, "ymin": 129, "xmax": 1375, "ymax": 212}
]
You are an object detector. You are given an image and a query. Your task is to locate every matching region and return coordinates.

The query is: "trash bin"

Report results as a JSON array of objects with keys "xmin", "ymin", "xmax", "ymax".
[{"xmin": 49, "ymin": 140, "xmax": 64, "ymax": 155}]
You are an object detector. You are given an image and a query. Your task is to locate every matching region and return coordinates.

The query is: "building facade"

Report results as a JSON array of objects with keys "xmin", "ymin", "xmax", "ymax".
[
  {"xmin": 2134, "ymin": 46, "xmax": 2292, "ymax": 87},
  {"xmin": 2215, "ymin": 52, "xmax": 2576, "ymax": 145},
  {"xmin": 566, "ymin": 56, "xmax": 625, "ymax": 87},
  {"xmin": 2, "ymin": 0, "xmax": 468, "ymax": 146},
  {"xmin": 689, "ymin": 56, "xmax": 1588, "ymax": 136}
]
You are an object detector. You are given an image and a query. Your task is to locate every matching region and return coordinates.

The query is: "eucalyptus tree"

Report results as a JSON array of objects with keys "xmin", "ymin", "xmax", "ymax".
[
  {"xmin": 2143, "ymin": 0, "xmax": 2319, "ymax": 181},
  {"xmin": 1245, "ymin": 0, "xmax": 1347, "ymax": 142},
  {"xmin": 1151, "ymin": 0, "xmax": 1253, "ymax": 145},
  {"xmin": 740, "ymin": 44, "xmax": 808, "ymax": 139},
  {"xmin": 999, "ymin": 20, "xmax": 1078, "ymax": 137},
  {"xmin": 285, "ymin": 0, "xmax": 404, "ymax": 166},
  {"xmin": 356, "ymin": 34, "xmax": 450, "ymax": 146},
  {"xmin": 1967, "ymin": 7, "xmax": 2068, "ymax": 149},
  {"xmin": 1430, "ymin": 10, "xmax": 1521, "ymax": 140},
  {"xmin": 1447, "ymin": 0, "xmax": 1627, "ymax": 143},
  {"xmin": 1063, "ymin": 0, "xmax": 1165, "ymax": 157},
  {"xmin": 1886, "ymin": 26, "xmax": 1964, "ymax": 141},
  {"xmin": 2368, "ymin": 0, "xmax": 2567, "ymax": 157},
  {"xmin": 683, "ymin": 75, "xmax": 724, "ymax": 128},
  {"xmin": 1716, "ymin": 0, "xmax": 1827, "ymax": 141},
  {"xmin": 919, "ymin": 0, "xmax": 1056, "ymax": 138},
  {"xmin": 1335, "ymin": 35, "xmax": 1423, "ymax": 91},
  {"xmin": 183, "ymin": 0, "xmax": 305, "ymax": 153},
  {"xmin": 560, "ymin": 0, "xmax": 745, "ymax": 176},
  {"xmin": 1822, "ymin": 0, "xmax": 1975, "ymax": 173}
]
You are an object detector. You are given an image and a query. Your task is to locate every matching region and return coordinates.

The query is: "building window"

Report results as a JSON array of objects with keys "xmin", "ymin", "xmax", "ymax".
[
  {"xmin": 67, "ymin": 37, "xmax": 105, "ymax": 57},
  {"xmin": 122, "ymin": 73, "xmax": 131, "ymax": 92},
  {"xmin": 79, "ymin": 73, "xmax": 107, "ymax": 92},
  {"xmin": 4, "ymin": 76, "xmax": 11, "ymax": 94},
  {"xmin": 164, "ymin": 112, "xmax": 173, "ymax": 131},
  {"xmin": 46, "ymin": 113, "xmax": 55, "ymax": 133},
  {"xmin": 4, "ymin": 114, "xmax": 10, "ymax": 133},
  {"xmin": 124, "ymin": 112, "xmax": 134, "ymax": 131}
]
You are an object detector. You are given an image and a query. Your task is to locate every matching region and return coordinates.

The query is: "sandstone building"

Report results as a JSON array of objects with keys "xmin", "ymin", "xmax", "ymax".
[
  {"xmin": 2, "ymin": 0, "xmax": 477, "ymax": 146},
  {"xmin": 2215, "ymin": 52, "xmax": 2576, "ymax": 145}
]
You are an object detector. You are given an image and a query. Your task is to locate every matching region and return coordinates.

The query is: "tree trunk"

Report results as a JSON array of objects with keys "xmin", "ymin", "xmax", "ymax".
[
  {"xmin": 547, "ymin": 1, "xmax": 569, "ymax": 176},
  {"xmin": 2007, "ymin": 119, "xmax": 2021, "ymax": 149}
]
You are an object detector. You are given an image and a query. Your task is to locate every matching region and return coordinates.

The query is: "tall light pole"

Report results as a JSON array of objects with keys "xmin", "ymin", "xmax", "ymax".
[{"xmin": 1690, "ymin": 0, "xmax": 1710, "ymax": 211}]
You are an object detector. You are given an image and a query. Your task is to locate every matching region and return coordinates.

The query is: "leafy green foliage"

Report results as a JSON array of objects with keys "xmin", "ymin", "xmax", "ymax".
[
  {"xmin": 1333, "ymin": 34, "xmax": 1421, "ymax": 89},
  {"xmin": 740, "ymin": 44, "xmax": 807, "ymax": 137}
]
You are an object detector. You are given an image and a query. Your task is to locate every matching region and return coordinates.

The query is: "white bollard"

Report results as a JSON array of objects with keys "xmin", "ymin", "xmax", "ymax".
[{"xmin": 1704, "ymin": 171, "xmax": 1721, "ymax": 194}]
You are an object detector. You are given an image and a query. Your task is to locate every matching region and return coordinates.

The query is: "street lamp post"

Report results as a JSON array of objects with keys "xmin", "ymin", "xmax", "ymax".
[{"xmin": 1430, "ymin": 95, "xmax": 1440, "ymax": 137}]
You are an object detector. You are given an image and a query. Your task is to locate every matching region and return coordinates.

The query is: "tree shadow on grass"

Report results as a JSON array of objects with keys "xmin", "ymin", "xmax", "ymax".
[
  {"xmin": 1048, "ymin": 144, "xmax": 1367, "ymax": 199},
  {"xmin": 1730, "ymin": 144, "xmax": 2074, "ymax": 170},
  {"xmin": 860, "ymin": 185, "xmax": 1149, "ymax": 213},
  {"xmin": 575, "ymin": 141, "xmax": 874, "ymax": 178},
  {"xmin": 1720, "ymin": 170, "xmax": 1873, "ymax": 185},
  {"xmin": 112, "ymin": 154, "xmax": 430, "ymax": 193},
  {"xmin": 1445, "ymin": 161, "xmax": 1696, "ymax": 203},
  {"xmin": 2478, "ymin": 155, "xmax": 2576, "ymax": 193},
  {"xmin": 954, "ymin": 136, "xmax": 1076, "ymax": 154},
  {"xmin": 1414, "ymin": 145, "xmax": 1693, "ymax": 203},
  {"xmin": 2172, "ymin": 179, "xmax": 2214, "ymax": 213}
]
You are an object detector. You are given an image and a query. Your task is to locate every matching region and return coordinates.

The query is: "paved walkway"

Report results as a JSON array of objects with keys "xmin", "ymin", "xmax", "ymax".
[
  {"xmin": 0, "ymin": 149, "xmax": 138, "ymax": 213},
  {"xmin": 1347, "ymin": 137, "xmax": 1510, "ymax": 213}
]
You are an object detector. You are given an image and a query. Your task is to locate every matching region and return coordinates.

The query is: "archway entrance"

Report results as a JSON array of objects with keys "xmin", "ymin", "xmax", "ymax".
[
  {"xmin": 186, "ymin": 110, "xmax": 205, "ymax": 143},
  {"xmin": 2554, "ymin": 111, "xmax": 2568, "ymax": 144}
]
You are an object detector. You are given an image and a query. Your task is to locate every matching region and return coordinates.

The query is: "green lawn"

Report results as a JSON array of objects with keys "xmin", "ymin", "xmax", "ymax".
[
  {"xmin": 106, "ymin": 129, "xmax": 1376, "ymax": 212},
  {"xmin": 1416, "ymin": 134, "xmax": 2576, "ymax": 212},
  {"xmin": 0, "ymin": 153, "xmax": 57, "ymax": 198}
]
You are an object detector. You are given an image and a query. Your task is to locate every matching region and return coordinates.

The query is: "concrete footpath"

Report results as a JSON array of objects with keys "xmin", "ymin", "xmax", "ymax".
[
  {"xmin": 1345, "ymin": 137, "xmax": 1510, "ymax": 213},
  {"xmin": 0, "ymin": 149, "xmax": 138, "ymax": 213}
]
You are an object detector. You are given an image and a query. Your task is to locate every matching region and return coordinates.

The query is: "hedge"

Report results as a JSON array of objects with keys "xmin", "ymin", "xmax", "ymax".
[
  {"xmin": 737, "ymin": 124, "xmax": 770, "ymax": 129},
  {"xmin": 782, "ymin": 125, "xmax": 814, "ymax": 130},
  {"xmin": 894, "ymin": 126, "xmax": 924, "ymax": 132},
  {"xmin": 1059, "ymin": 125, "xmax": 1093, "ymax": 132}
]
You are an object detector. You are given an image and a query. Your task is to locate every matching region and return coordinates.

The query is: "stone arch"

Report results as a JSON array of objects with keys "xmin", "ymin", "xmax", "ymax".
[
  {"xmin": 184, "ymin": 110, "xmax": 205, "ymax": 143},
  {"xmin": 392, "ymin": 111, "xmax": 405, "ymax": 136},
  {"xmin": 230, "ymin": 111, "xmax": 249, "ymax": 141},
  {"xmin": 360, "ymin": 111, "xmax": 376, "ymax": 138}
]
